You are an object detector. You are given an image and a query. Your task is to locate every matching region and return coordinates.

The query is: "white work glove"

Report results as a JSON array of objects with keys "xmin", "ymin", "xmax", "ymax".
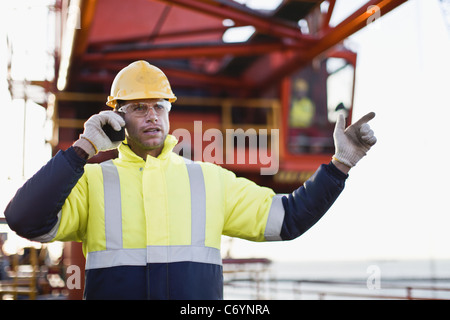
[
  {"xmin": 77, "ymin": 111, "xmax": 125, "ymax": 157},
  {"xmin": 333, "ymin": 112, "xmax": 377, "ymax": 168}
]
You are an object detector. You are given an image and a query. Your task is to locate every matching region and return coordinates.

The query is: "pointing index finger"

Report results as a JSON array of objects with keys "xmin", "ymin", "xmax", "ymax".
[{"xmin": 352, "ymin": 112, "xmax": 376, "ymax": 127}]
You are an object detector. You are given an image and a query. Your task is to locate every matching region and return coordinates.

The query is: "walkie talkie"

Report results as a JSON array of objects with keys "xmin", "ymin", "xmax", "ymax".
[{"xmin": 102, "ymin": 123, "xmax": 125, "ymax": 142}]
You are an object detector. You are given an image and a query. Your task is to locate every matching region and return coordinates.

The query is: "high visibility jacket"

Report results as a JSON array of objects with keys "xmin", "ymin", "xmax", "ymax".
[{"xmin": 5, "ymin": 135, "xmax": 348, "ymax": 299}]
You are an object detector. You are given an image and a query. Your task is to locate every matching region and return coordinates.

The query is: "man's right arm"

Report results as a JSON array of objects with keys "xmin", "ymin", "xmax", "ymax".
[
  {"xmin": 4, "ymin": 146, "xmax": 87, "ymax": 241},
  {"xmin": 4, "ymin": 110, "xmax": 125, "ymax": 241}
]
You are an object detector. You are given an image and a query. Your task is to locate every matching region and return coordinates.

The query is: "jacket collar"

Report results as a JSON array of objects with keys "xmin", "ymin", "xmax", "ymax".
[{"xmin": 118, "ymin": 134, "xmax": 178, "ymax": 163}]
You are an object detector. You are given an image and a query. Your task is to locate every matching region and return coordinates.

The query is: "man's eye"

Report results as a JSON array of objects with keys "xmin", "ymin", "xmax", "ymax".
[
  {"xmin": 132, "ymin": 105, "xmax": 145, "ymax": 112},
  {"xmin": 155, "ymin": 104, "xmax": 165, "ymax": 110}
]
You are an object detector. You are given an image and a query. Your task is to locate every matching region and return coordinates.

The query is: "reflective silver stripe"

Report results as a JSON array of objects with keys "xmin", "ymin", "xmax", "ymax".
[
  {"xmin": 100, "ymin": 160, "xmax": 123, "ymax": 250},
  {"xmin": 86, "ymin": 248, "xmax": 146, "ymax": 269},
  {"xmin": 86, "ymin": 246, "xmax": 221, "ymax": 270},
  {"xmin": 183, "ymin": 158, "xmax": 206, "ymax": 246},
  {"xmin": 147, "ymin": 245, "xmax": 221, "ymax": 264},
  {"xmin": 264, "ymin": 194, "xmax": 286, "ymax": 241},
  {"xmin": 30, "ymin": 211, "xmax": 62, "ymax": 243}
]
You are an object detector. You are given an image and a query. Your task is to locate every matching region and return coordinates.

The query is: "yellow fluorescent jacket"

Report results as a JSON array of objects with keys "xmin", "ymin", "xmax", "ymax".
[{"xmin": 54, "ymin": 135, "xmax": 284, "ymax": 269}]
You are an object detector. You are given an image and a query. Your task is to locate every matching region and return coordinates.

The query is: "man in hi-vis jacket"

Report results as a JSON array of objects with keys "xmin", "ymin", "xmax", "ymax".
[{"xmin": 4, "ymin": 61, "xmax": 376, "ymax": 299}]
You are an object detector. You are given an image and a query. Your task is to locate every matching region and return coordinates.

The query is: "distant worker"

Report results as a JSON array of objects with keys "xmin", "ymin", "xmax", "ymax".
[
  {"xmin": 4, "ymin": 60, "xmax": 377, "ymax": 300},
  {"xmin": 289, "ymin": 78, "xmax": 315, "ymax": 128}
]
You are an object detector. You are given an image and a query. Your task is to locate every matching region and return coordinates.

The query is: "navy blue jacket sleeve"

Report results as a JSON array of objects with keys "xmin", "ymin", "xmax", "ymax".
[
  {"xmin": 280, "ymin": 162, "xmax": 348, "ymax": 240},
  {"xmin": 4, "ymin": 147, "xmax": 87, "ymax": 240}
]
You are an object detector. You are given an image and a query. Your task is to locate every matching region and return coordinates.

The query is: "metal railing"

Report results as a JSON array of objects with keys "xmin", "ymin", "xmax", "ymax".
[{"xmin": 224, "ymin": 278, "xmax": 450, "ymax": 300}]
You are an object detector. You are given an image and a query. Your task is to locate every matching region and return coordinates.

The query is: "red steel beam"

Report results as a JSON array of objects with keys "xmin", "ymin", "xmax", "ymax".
[
  {"xmin": 58, "ymin": 0, "xmax": 97, "ymax": 91},
  {"xmin": 89, "ymin": 26, "xmax": 229, "ymax": 50},
  {"xmin": 155, "ymin": 0, "xmax": 317, "ymax": 42},
  {"xmin": 257, "ymin": 0, "xmax": 409, "ymax": 91},
  {"xmin": 82, "ymin": 40, "xmax": 301, "ymax": 62},
  {"xmin": 76, "ymin": 67, "xmax": 243, "ymax": 88},
  {"xmin": 320, "ymin": 0, "xmax": 336, "ymax": 32},
  {"xmin": 163, "ymin": 68, "xmax": 243, "ymax": 88},
  {"xmin": 73, "ymin": 0, "xmax": 98, "ymax": 58}
]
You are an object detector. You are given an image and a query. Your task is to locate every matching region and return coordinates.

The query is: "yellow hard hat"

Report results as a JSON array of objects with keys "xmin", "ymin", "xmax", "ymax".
[{"xmin": 106, "ymin": 60, "xmax": 177, "ymax": 108}]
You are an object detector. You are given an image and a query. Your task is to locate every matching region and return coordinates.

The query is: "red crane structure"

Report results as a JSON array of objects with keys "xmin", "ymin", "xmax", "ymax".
[{"xmin": 6, "ymin": 0, "xmax": 409, "ymax": 299}]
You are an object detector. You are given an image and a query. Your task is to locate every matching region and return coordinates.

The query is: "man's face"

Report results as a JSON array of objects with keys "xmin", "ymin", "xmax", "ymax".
[{"xmin": 119, "ymin": 98, "xmax": 170, "ymax": 158}]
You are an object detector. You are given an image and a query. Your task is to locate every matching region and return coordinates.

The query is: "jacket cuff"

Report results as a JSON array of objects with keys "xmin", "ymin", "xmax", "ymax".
[
  {"xmin": 327, "ymin": 161, "xmax": 349, "ymax": 181},
  {"xmin": 63, "ymin": 146, "xmax": 88, "ymax": 171}
]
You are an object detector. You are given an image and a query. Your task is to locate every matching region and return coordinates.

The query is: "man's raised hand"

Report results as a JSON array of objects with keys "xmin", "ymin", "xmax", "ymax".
[{"xmin": 333, "ymin": 112, "xmax": 377, "ymax": 168}]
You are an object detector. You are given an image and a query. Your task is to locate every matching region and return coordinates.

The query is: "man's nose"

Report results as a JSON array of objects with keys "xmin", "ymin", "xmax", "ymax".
[{"xmin": 145, "ymin": 106, "xmax": 158, "ymax": 121}]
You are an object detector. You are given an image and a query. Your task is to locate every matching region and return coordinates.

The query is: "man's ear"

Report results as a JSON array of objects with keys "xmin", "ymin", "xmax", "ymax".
[{"xmin": 114, "ymin": 102, "xmax": 125, "ymax": 119}]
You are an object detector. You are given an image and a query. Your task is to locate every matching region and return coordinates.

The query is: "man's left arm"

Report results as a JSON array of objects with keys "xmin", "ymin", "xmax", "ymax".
[{"xmin": 265, "ymin": 112, "xmax": 377, "ymax": 241}]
